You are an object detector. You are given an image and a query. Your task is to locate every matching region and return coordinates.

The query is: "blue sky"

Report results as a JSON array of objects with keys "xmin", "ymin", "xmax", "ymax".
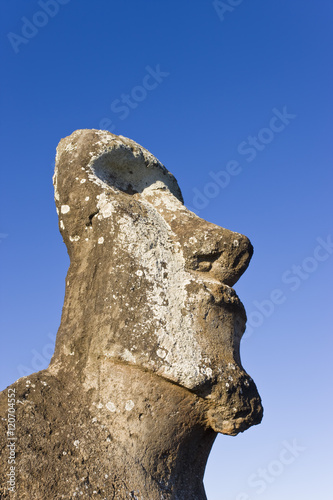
[{"xmin": 1, "ymin": 1, "xmax": 332, "ymax": 498}]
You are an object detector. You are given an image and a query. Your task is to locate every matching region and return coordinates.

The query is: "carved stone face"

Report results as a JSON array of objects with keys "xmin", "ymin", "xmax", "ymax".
[{"xmin": 52, "ymin": 129, "xmax": 262, "ymax": 435}]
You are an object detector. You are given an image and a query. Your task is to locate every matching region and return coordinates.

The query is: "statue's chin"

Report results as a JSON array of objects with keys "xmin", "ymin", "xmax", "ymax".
[{"xmin": 207, "ymin": 396, "xmax": 263, "ymax": 436}]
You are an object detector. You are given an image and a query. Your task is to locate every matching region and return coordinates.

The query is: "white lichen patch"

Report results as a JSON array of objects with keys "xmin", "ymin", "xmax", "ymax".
[
  {"xmin": 80, "ymin": 179, "xmax": 86, "ymax": 184},
  {"xmin": 85, "ymin": 196, "xmax": 90, "ymax": 201},
  {"xmin": 106, "ymin": 402, "xmax": 116, "ymax": 413},
  {"xmin": 125, "ymin": 400, "xmax": 135, "ymax": 411},
  {"xmin": 201, "ymin": 367, "xmax": 213, "ymax": 377},
  {"xmin": 121, "ymin": 349, "xmax": 136, "ymax": 363},
  {"xmin": 53, "ymin": 164, "xmax": 60, "ymax": 201},
  {"xmin": 73, "ymin": 440, "xmax": 80, "ymax": 447},
  {"xmin": 98, "ymin": 237, "xmax": 104, "ymax": 244},
  {"xmin": 64, "ymin": 141, "xmax": 77, "ymax": 153},
  {"xmin": 156, "ymin": 348, "xmax": 167, "ymax": 359},
  {"xmin": 69, "ymin": 235, "xmax": 80, "ymax": 242},
  {"xmin": 61, "ymin": 205, "xmax": 70, "ymax": 214},
  {"xmin": 115, "ymin": 201, "xmax": 205, "ymax": 389},
  {"xmin": 60, "ymin": 220, "xmax": 65, "ymax": 230},
  {"xmin": 96, "ymin": 192, "xmax": 117, "ymax": 219},
  {"xmin": 143, "ymin": 186, "xmax": 183, "ymax": 211}
]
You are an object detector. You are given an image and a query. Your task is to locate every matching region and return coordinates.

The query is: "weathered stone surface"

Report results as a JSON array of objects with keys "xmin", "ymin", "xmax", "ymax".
[{"xmin": 0, "ymin": 130, "xmax": 263, "ymax": 499}]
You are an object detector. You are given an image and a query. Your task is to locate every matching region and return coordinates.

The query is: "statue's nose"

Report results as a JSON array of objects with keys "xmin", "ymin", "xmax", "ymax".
[
  {"xmin": 140, "ymin": 189, "xmax": 253, "ymax": 286},
  {"xmin": 180, "ymin": 220, "xmax": 254, "ymax": 287}
]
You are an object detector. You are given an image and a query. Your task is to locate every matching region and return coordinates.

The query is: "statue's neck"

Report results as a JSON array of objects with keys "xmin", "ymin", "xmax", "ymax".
[{"xmin": 49, "ymin": 359, "xmax": 216, "ymax": 499}]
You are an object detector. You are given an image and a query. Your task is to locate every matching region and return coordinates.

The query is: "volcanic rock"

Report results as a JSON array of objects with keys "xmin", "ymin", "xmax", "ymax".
[{"xmin": 0, "ymin": 130, "xmax": 263, "ymax": 499}]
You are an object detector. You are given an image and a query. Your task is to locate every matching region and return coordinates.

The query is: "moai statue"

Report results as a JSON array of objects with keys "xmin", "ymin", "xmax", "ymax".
[{"xmin": 0, "ymin": 130, "xmax": 262, "ymax": 499}]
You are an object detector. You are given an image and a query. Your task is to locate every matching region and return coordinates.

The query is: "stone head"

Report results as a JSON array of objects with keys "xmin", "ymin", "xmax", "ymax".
[{"xmin": 51, "ymin": 129, "xmax": 262, "ymax": 435}]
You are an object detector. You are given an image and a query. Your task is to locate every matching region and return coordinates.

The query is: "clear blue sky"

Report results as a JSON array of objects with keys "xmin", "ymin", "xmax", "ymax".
[{"xmin": 1, "ymin": 1, "xmax": 332, "ymax": 498}]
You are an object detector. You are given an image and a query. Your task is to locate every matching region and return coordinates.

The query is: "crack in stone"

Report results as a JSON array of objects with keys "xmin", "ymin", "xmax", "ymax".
[{"xmin": 86, "ymin": 210, "xmax": 99, "ymax": 227}]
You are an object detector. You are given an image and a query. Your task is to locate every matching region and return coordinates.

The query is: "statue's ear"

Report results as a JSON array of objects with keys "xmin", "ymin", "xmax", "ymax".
[{"xmin": 53, "ymin": 129, "xmax": 183, "ymax": 253}]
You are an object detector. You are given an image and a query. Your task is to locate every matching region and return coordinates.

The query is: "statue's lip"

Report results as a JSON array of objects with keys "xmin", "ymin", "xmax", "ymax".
[{"xmin": 194, "ymin": 274, "xmax": 246, "ymax": 315}]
